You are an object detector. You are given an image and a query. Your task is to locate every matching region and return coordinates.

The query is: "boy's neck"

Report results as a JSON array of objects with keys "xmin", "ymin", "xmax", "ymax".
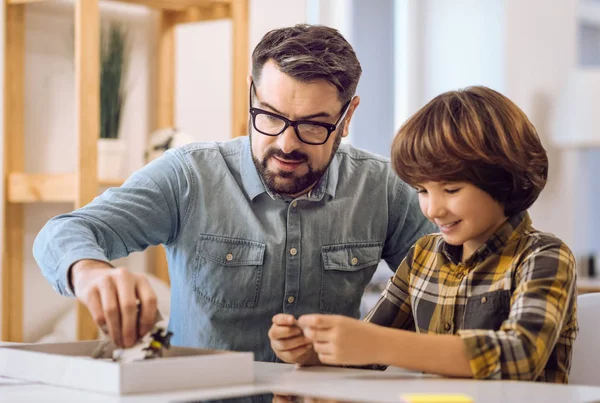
[{"xmin": 461, "ymin": 216, "xmax": 510, "ymax": 262}]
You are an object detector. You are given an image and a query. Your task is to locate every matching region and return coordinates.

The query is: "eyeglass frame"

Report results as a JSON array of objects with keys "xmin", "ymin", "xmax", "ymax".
[{"xmin": 248, "ymin": 81, "xmax": 352, "ymax": 145}]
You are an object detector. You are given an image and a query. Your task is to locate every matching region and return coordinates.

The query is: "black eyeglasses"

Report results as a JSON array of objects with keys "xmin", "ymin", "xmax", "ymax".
[{"xmin": 249, "ymin": 81, "xmax": 351, "ymax": 145}]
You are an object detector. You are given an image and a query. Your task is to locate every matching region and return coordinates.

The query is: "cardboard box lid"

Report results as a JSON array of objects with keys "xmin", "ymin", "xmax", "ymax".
[{"xmin": 0, "ymin": 340, "xmax": 254, "ymax": 395}]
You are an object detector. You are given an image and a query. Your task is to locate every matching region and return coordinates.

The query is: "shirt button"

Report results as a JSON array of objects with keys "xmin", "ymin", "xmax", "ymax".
[
  {"xmin": 444, "ymin": 322, "xmax": 451, "ymax": 331},
  {"xmin": 290, "ymin": 248, "xmax": 297, "ymax": 256},
  {"xmin": 481, "ymin": 296, "xmax": 488, "ymax": 304},
  {"xmin": 292, "ymin": 201, "xmax": 298, "ymax": 207},
  {"xmin": 226, "ymin": 253, "xmax": 233, "ymax": 261},
  {"xmin": 351, "ymin": 257, "xmax": 358, "ymax": 265},
  {"xmin": 287, "ymin": 296, "xmax": 295, "ymax": 304}
]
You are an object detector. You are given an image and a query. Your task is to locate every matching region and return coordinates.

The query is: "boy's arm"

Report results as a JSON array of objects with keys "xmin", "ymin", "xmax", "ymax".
[{"xmin": 456, "ymin": 242, "xmax": 576, "ymax": 381}]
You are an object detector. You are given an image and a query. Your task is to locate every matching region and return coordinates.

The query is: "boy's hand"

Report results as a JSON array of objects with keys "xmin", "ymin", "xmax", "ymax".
[
  {"xmin": 268, "ymin": 314, "xmax": 320, "ymax": 365},
  {"xmin": 297, "ymin": 314, "xmax": 383, "ymax": 366}
]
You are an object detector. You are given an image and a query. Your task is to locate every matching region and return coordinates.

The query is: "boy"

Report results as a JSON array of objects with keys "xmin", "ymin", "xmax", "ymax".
[{"xmin": 268, "ymin": 86, "xmax": 578, "ymax": 383}]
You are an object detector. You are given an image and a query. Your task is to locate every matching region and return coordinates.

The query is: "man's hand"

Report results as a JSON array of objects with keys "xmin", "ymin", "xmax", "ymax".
[
  {"xmin": 70, "ymin": 260, "xmax": 158, "ymax": 348},
  {"xmin": 268, "ymin": 313, "xmax": 320, "ymax": 365},
  {"xmin": 297, "ymin": 314, "xmax": 383, "ymax": 366}
]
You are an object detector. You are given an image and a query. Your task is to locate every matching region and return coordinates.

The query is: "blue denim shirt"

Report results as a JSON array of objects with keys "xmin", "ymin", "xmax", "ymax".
[{"xmin": 33, "ymin": 136, "xmax": 434, "ymax": 361}]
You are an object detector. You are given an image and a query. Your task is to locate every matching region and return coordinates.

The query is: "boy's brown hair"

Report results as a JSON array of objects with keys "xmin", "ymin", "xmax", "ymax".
[{"xmin": 391, "ymin": 86, "xmax": 548, "ymax": 216}]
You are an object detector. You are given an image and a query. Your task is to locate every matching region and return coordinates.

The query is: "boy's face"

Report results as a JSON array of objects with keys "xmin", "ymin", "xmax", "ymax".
[{"xmin": 415, "ymin": 181, "xmax": 507, "ymax": 259}]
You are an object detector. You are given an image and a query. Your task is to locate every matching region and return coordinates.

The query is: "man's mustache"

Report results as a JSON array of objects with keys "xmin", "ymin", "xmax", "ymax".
[{"xmin": 264, "ymin": 148, "xmax": 309, "ymax": 163}]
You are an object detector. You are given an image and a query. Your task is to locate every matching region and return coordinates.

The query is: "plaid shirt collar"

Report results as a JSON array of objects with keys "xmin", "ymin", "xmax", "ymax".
[{"xmin": 441, "ymin": 211, "xmax": 532, "ymax": 265}]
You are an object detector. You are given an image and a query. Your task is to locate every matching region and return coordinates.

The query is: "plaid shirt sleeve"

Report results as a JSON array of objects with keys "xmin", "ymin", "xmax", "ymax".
[
  {"xmin": 364, "ymin": 245, "xmax": 416, "ymax": 331},
  {"xmin": 457, "ymin": 242, "xmax": 577, "ymax": 381}
]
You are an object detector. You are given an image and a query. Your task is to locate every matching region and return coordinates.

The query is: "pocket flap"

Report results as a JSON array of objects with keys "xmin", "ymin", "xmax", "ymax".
[
  {"xmin": 321, "ymin": 242, "xmax": 383, "ymax": 272},
  {"xmin": 198, "ymin": 235, "xmax": 266, "ymax": 266}
]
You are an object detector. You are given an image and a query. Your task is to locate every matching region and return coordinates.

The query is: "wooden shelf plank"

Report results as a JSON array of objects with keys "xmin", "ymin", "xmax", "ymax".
[
  {"xmin": 75, "ymin": 0, "xmax": 100, "ymax": 342},
  {"xmin": 172, "ymin": 2, "xmax": 230, "ymax": 24},
  {"xmin": 8, "ymin": 0, "xmax": 232, "ymax": 11},
  {"xmin": 2, "ymin": 3, "xmax": 26, "ymax": 343},
  {"xmin": 231, "ymin": 0, "xmax": 248, "ymax": 138},
  {"xmin": 7, "ymin": 173, "xmax": 125, "ymax": 203},
  {"xmin": 8, "ymin": 173, "xmax": 76, "ymax": 203},
  {"xmin": 113, "ymin": 0, "xmax": 230, "ymax": 11}
]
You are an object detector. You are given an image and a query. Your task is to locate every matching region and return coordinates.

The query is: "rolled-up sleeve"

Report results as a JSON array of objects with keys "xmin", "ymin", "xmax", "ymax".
[
  {"xmin": 457, "ymin": 242, "xmax": 576, "ymax": 381},
  {"xmin": 32, "ymin": 149, "xmax": 192, "ymax": 297}
]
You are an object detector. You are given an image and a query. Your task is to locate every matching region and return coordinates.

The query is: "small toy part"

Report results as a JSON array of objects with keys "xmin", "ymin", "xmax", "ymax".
[{"xmin": 111, "ymin": 323, "xmax": 173, "ymax": 363}]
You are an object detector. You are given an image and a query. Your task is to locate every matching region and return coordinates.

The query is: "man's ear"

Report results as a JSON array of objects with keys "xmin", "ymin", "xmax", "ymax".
[
  {"xmin": 341, "ymin": 96, "xmax": 361, "ymax": 138},
  {"xmin": 247, "ymin": 75, "xmax": 252, "ymax": 86}
]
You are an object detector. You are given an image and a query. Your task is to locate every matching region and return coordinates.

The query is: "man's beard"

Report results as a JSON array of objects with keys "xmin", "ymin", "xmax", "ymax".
[{"xmin": 250, "ymin": 129, "xmax": 343, "ymax": 196}]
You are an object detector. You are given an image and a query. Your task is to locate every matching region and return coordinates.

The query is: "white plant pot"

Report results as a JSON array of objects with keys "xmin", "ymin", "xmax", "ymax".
[{"xmin": 97, "ymin": 138, "xmax": 126, "ymax": 181}]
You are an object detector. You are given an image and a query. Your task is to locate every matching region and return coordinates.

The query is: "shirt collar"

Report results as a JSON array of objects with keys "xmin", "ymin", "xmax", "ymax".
[
  {"xmin": 441, "ymin": 211, "xmax": 532, "ymax": 265},
  {"xmin": 239, "ymin": 136, "xmax": 340, "ymax": 202},
  {"xmin": 240, "ymin": 136, "xmax": 267, "ymax": 201}
]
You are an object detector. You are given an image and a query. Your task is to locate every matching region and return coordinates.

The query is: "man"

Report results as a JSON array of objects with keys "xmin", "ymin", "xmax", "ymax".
[{"xmin": 33, "ymin": 24, "xmax": 434, "ymax": 362}]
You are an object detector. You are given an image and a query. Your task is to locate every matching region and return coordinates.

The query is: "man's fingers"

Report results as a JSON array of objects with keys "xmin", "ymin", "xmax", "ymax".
[
  {"xmin": 272, "ymin": 313, "xmax": 297, "ymax": 326},
  {"xmin": 271, "ymin": 334, "xmax": 311, "ymax": 352},
  {"xmin": 114, "ymin": 269, "xmax": 139, "ymax": 348},
  {"xmin": 284, "ymin": 343, "xmax": 313, "ymax": 361},
  {"xmin": 85, "ymin": 288, "xmax": 106, "ymax": 332},
  {"xmin": 269, "ymin": 323, "xmax": 303, "ymax": 340},
  {"xmin": 99, "ymin": 278, "xmax": 123, "ymax": 347},
  {"xmin": 135, "ymin": 275, "xmax": 158, "ymax": 337}
]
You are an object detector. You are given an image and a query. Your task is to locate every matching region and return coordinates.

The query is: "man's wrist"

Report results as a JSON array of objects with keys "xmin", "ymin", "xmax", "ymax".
[{"xmin": 68, "ymin": 259, "xmax": 112, "ymax": 294}]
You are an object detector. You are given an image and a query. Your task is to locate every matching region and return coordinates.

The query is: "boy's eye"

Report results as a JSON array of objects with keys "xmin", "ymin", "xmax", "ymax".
[
  {"xmin": 445, "ymin": 188, "xmax": 461, "ymax": 194},
  {"xmin": 415, "ymin": 188, "xmax": 427, "ymax": 194}
]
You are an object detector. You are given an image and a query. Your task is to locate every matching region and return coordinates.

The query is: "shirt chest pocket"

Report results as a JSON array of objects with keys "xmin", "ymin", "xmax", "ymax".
[
  {"xmin": 462, "ymin": 290, "xmax": 511, "ymax": 331},
  {"xmin": 193, "ymin": 234, "xmax": 266, "ymax": 309},
  {"xmin": 320, "ymin": 242, "xmax": 383, "ymax": 316}
]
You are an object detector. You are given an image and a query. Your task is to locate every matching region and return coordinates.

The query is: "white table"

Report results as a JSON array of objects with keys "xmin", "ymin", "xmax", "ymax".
[{"xmin": 2, "ymin": 362, "xmax": 600, "ymax": 402}]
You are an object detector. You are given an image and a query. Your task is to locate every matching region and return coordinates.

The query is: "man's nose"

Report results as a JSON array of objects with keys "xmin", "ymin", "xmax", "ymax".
[{"xmin": 277, "ymin": 125, "xmax": 302, "ymax": 154}]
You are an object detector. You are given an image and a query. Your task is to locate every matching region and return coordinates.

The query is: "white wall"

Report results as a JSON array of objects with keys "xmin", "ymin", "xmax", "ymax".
[
  {"xmin": 0, "ymin": 0, "xmax": 308, "ymax": 342},
  {"xmin": 420, "ymin": 0, "xmax": 505, "ymax": 105},
  {"xmin": 503, "ymin": 0, "xmax": 581, "ymax": 254},
  {"xmin": 404, "ymin": 0, "xmax": 581, "ymax": 256},
  {"xmin": 176, "ymin": 0, "xmax": 308, "ymax": 140}
]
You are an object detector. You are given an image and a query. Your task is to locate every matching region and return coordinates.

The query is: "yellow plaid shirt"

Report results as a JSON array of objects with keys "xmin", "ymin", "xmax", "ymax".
[{"xmin": 365, "ymin": 212, "xmax": 578, "ymax": 382}]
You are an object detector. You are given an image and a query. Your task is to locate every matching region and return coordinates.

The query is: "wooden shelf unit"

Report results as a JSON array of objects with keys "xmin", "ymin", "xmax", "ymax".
[{"xmin": 2, "ymin": 0, "xmax": 249, "ymax": 342}]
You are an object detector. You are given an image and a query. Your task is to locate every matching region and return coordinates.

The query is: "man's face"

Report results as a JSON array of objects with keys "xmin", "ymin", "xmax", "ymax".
[{"xmin": 249, "ymin": 61, "xmax": 359, "ymax": 197}]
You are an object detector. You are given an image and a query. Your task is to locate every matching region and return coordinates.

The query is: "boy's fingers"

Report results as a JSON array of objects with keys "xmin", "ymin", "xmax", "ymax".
[
  {"xmin": 297, "ymin": 314, "xmax": 333, "ymax": 329},
  {"xmin": 303, "ymin": 327, "xmax": 330, "ymax": 342}
]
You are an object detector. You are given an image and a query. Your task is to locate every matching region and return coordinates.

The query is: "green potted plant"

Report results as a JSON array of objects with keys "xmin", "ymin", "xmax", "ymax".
[{"xmin": 98, "ymin": 21, "xmax": 129, "ymax": 180}]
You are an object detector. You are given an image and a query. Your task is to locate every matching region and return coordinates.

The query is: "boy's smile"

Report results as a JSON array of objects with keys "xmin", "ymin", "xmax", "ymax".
[{"xmin": 416, "ymin": 181, "xmax": 508, "ymax": 261}]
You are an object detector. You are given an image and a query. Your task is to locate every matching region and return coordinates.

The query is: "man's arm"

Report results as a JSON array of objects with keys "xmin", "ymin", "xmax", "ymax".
[
  {"xmin": 382, "ymin": 178, "xmax": 436, "ymax": 271},
  {"xmin": 32, "ymin": 149, "xmax": 193, "ymax": 346}
]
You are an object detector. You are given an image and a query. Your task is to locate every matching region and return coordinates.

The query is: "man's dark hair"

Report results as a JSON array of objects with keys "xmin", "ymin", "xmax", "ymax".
[{"xmin": 252, "ymin": 24, "xmax": 362, "ymax": 104}]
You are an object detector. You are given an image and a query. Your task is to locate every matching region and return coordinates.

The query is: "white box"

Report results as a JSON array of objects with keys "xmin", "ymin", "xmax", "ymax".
[{"xmin": 0, "ymin": 341, "xmax": 254, "ymax": 395}]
